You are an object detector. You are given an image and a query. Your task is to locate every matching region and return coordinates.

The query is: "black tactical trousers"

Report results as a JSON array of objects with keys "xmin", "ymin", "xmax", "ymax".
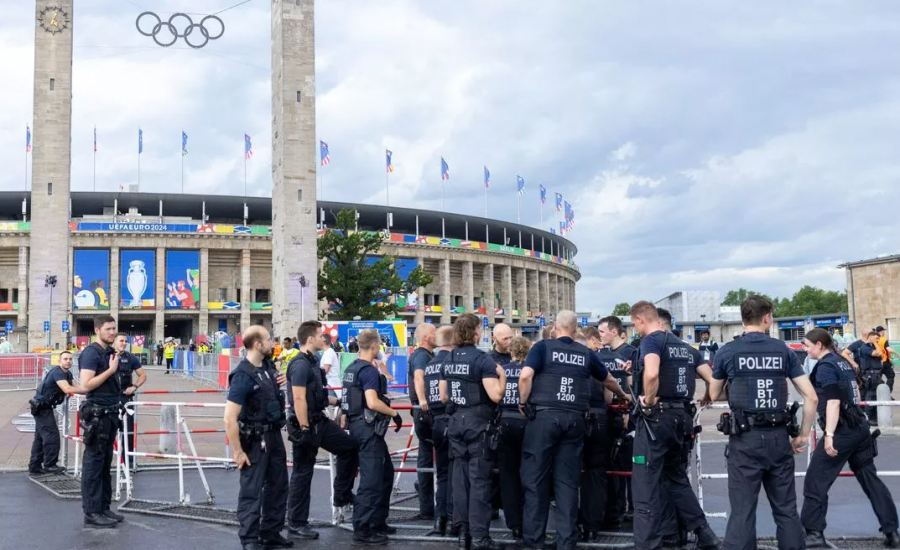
[
  {"xmin": 433, "ymin": 414, "xmax": 453, "ymax": 520},
  {"xmin": 349, "ymin": 418, "xmax": 393, "ymax": 533},
  {"xmin": 606, "ymin": 411, "xmax": 631, "ymax": 523},
  {"xmin": 288, "ymin": 417, "xmax": 359, "ymax": 527},
  {"xmin": 861, "ymin": 371, "xmax": 882, "ymax": 423},
  {"xmin": 723, "ymin": 427, "xmax": 804, "ymax": 550},
  {"xmin": 81, "ymin": 414, "xmax": 119, "ymax": 514},
  {"xmin": 414, "ymin": 411, "xmax": 436, "ymax": 517},
  {"xmin": 522, "ymin": 409, "xmax": 585, "ymax": 550},
  {"xmin": 237, "ymin": 430, "xmax": 288, "ymax": 543},
  {"xmin": 449, "ymin": 411, "xmax": 494, "ymax": 545},
  {"xmin": 883, "ymin": 363, "xmax": 895, "ymax": 393},
  {"xmin": 580, "ymin": 411, "xmax": 610, "ymax": 533},
  {"xmin": 29, "ymin": 408, "xmax": 60, "ymax": 472},
  {"xmin": 498, "ymin": 413, "xmax": 527, "ymax": 532},
  {"xmin": 631, "ymin": 408, "xmax": 706, "ymax": 550},
  {"xmin": 801, "ymin": 422, "xmax": 898, "ymax": 534}
]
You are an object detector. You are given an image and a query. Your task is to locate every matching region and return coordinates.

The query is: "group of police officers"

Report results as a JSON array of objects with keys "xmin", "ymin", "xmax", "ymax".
[{"xmin": 35, "ymin": 300, "xmax": 900, "ymax": 550}]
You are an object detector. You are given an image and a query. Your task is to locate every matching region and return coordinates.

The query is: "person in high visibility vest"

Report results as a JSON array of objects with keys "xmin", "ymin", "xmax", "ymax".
[
  {"xmin": 278, "ymin": 337, "xmax": 299, "ymax": 373},
  {"xmin": 164, "ymin": 340, "xmax": 176, "ymax": 374}
]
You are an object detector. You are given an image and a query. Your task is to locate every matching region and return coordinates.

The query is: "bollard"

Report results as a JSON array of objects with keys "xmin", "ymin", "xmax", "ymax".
[
  {"xmin": 160, "ymin": 405, "xmax": 177, "ymax": 453},
  {"xmin": 877, "ymin": 384, "xmax": 893, "ymax": 428}
]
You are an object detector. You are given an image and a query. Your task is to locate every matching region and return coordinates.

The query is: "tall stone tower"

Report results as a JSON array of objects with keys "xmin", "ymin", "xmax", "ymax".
[
  {"xmin": 28, "ymin": 1, "xmax": 74, "ymax": 350},
  {"xmin": 271, "ymin": 0, "xmax": 318, "ymax": 339}
]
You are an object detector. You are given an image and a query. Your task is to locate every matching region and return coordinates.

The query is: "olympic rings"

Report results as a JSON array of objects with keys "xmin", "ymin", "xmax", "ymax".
[{"xmin": 135, "ymin": 11, "xmax": 225, "ymax": 49}]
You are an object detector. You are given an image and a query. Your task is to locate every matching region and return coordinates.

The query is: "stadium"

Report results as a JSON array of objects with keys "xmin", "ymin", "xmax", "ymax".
[{"xmin": 0, "ymin": 190, "xmax": 580, "ymax": 352}]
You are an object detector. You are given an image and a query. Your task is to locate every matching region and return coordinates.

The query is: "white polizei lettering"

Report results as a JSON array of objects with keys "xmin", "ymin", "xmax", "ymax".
[
  {"xmin": 551, "ymin": 351, "xmax": 586, "ymax": 366},
  {"xmin": 737, "ymin": 356, "xmax": 784, "ymax": 370},
  {"xmin": 445, "ymin": 364, "xmax": 470, "ymax": 376},
  {"xmin": 668, "ymin": 347, "xmax": 690, "ymax": 359}
]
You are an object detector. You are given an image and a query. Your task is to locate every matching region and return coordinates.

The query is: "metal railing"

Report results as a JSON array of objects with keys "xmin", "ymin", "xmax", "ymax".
[{"xmin": 0, "ymin": 353, "xmax": 50, "ymax": 392}]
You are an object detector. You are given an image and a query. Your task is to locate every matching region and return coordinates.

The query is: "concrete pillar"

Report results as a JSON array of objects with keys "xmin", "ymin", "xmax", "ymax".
[
  {"xmin": 516, "ymin": 268, "xmax": 528, "ymax": 319},
  {"xmin": 271, "ymin": 0, "xmax": 318, "ymax": 342},
  {"xmin": 539, "ymin": 271, "xmax": 550, "ymax": 318},
  {"xmin": 155, "ymin": 248, "xmax": 165, "ymax": 342},
  {"xmin": 571, "ymin": 280, "xmax": 577, "ymax": 311},
  {"xmin": 414, "ymin": 258, "xmax": 425, "ymax": 325},
  {"xmin": 462, "ymin": 261, "xmax": 474, "ymax": 313},
  {"xmin": 440, "ymin": 259, "xmax": 451, "ymax": 324},
  {"xmin": 199, "ymin": 248, "xmax": 209, "ymax": 339},
  {"xmin": 552, "ymin": 274, "xmax": 560, "ymax": 319},
  {"xmin": 527, "ymin": 269, "xmax": 539, "ymax": 317},
  {"xmin": 17, "ymin": 246, "xmax": 28, "ymax": 328},
  {"xmin": 109, "ymin": 246, "xmax": 119, "ymax": 321},
  {"xmin": 501, "ymin": 266, "xmax": 513, "ymax": 321},
  {"xmin": 240, "ymin": 249, "xmax": 251, "ymax": 331},
  {"xmin": 561, "ymin": 278, "xmax": 569, "ymax": 313},
  {"xmin": 483, "ymin": 264, "xmax": 495, "ymax": 324},
  {"xmin": 27, "ymin": 0, "xmax": 74, "ymax": 350}
]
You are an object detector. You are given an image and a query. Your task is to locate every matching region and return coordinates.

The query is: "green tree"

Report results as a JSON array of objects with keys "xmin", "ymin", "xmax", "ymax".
[
  {"xmin": 776, "ymin": 285, "xmax": 848, "ymax": 317},
  {"xmin": 611, "ymin": 302, "xmax": 631, "ymax": 316},
  {"xmin": 721, "ymin": 288, "xmax": 772, "ymax": 306},
  {"xmin": 318, "ymin": 209, "xmax": 433, "ymax": 320}
]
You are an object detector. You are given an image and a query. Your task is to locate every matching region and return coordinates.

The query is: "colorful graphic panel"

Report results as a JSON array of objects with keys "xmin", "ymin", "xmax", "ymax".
[
  {"xmin": 120, "ymin": 249, "xmax": 156, "ymax": 309},
  {"xmin": 73, "ymin": 249, "xmax": 110, "ymax": 310},
  {"xmin": 165, "ymin": 250, "xmax": 200, "ymax": 309}
]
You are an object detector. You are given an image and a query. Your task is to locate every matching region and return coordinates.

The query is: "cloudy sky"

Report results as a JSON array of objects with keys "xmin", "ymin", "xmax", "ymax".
[{"xmin": 2, "ymin": 0, "xmax": 899, "ymax": 315}]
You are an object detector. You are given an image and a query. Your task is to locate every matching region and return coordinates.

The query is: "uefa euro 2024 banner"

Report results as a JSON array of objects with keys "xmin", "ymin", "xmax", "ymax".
[
  {"xmin": 73, "ymin": 249, "xmax": 110, "ymax": 310},
  {"xmin": 165, "ymin": 250, "xmax": 200, "ymax": 309},
  {"xmin": 121, "ymin": 249, "xmax": 156, "ymax": 309}
]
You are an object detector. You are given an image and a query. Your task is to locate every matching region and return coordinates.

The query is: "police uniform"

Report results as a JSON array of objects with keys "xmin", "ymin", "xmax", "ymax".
[
  {"xmin": 424, "ymin": 349, "xmax": 454, "ymax": 535},
  {"xmin": 521, "ymin": 337, "xmax": 609, "ymax": 550},
  {"xmin": 80, "ymin": 343, "xmax": 123, "ymax": 522},
  {"xmin": 28, "ymin": 365, "xmax": 72, "ymax": 474},
  {"xmin": 445, "ymin": 345, "xmax": 501, "ymax": 550},
  {"xmin": 632, "ymin": 330, "xmax": 717, "ymax": 550},
  {"xmin": 801, "ymin": 351, "xmax": 899, "ymax": 545},
  {"xmin": 498, "ymin": 359, "xmax": 526, "ymax": 540},
  {"xmin": 712, "ymin": 332, "xmax": 805, "ymax": 550},
  {"xmin": 488, "ymin": 349, "xmax": 511, "ymax": 517},
  {"xmin": 857, "ymin": 342, "xmax": 883, "ymax": 424},
  {"xmin": 227, "ymin": 358, "xmax": 290, "ymax": 548},
  {"xmin": 409, "ymin": 345, "xmax": 436, "ymax": 519},
  {"xmin": 342, "ymin": 357, "xmax": 395, "ymax": 540},
  {"xmin": 606, "ymin": 343, "xmax": 636, "ymax": 527},
  {"xmin": 117, "ymin": 351, "xmax": 141, "ymax": 458},
  {"xmin": 286, "ymin": 351, "xmax": 359, "ymax": 535}
]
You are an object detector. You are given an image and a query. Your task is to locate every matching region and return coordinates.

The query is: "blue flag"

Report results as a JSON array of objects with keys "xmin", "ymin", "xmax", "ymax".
[
  {"xmin": 517, "ymin": 176, "xmax": 525, "ymax": 196},
  {"xmin": 441, "ymin": 157, "xmax": 450, "ymax": 181},
  {"xmin": 182, "ymin": 131, "xmax": 188, "ymax": 156},
  {"xmin": 539, "ymin": 184, "xmax": 546, "ymax": 204},
  {"xmin": 555, "ymin": 193, "xmax": 562, "ymax": 211},
  {"xmin": 484, "ymin": 166, "xmax": 490, "ymax": 189},
  {"xmin": 138, "ymin": 128, "xmax": 143, "ymax": 154}
]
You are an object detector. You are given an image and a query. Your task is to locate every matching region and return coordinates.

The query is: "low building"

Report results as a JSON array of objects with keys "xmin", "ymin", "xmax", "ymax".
[{"xmin": 840, "ymin": 255, "xmax": 900, "ymax": 339}]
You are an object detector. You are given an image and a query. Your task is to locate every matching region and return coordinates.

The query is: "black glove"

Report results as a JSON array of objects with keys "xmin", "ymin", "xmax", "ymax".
[
  {"xmin": 392, "ymin": 413, "xmax": 403, "ymax": 433},
  {"xmin": 298, "ymin": 427, "xmax": 314, "ymax": 448}
]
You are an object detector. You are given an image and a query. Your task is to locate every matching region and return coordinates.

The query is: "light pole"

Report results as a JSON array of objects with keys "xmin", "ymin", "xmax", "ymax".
[
  {"xmin": 44, "ymin": 274, "xmax": 57, "ymax": 348},
  {"xmin": 298, "ymin": 275, "xmax": 309, "ymax": 321}
]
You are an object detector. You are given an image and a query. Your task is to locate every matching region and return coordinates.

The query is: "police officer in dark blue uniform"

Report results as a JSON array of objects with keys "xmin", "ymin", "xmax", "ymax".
[
  {"xmin": 224, "ymin": 326, "xmax": 292, "ymax": 550},
  {"xmin": 519, "ymin": 310, "xmax": 628, "ymax": 550},
  {"xmin": 342, "ymin": 329, "xmax": 404, "ymax": 546},
  {"xmin": 425, "ymin": 325, "xmax": 456, "ymax": 537},
  {"xmin": 708, "ymin": 296, "xmax": 819, "ymax": 550},
  {"xmin": 79, "ymin": 315, "xmax": 126, "ymax": 528},
  {"xmin": 800, "ymin": 328, "xmax": 900, "ymax": 548},
  {"xmin": 439, "ymin": 313, "xmax": 506, "ymax": 550},
  {"xmin": 628, "ymin": 302, "xmax": 720, "ymax": 550},
  {"xmin": 29, "ymin": 350, "xmax": 80, "ymax": 476},
  {"xmin": 113, "ymin": 332, "xmax": 147, "ymax": 461},
  {"xmin": 286, "ymin": 321, "xmax": 358, "ymax": 540},
  {"xmin": 497, "ymin": 336, "xmax": 531, "ymax": 545},
  {"xmin": 409, "ymin": 322, "xmax": 437, "ymax": 521},
  {"xmin": 856, "ymin": 331, "xmax": 884, "ymax": 424}
]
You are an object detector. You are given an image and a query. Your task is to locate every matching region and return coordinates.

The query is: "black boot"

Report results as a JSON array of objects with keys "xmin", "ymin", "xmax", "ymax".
[
  {"xmin": 102, "ymin": 509, "xmax": 125, "ymax": 523},
  {"xmin": 805, "ymin": 530, "xmax": 827, "ymax": 548},
  {"xmin": 695, "ymin": 525, "xmax": 720, "ymax": 550},
  {"xmin": 449, "ymin": 524, "xmax": 460, "ymax": 537},
  {"xmin": 83, "ymin": 513, "xmax": 117, "ymax": 529},
  {"xmin": 472, "ymin": 536, "xmax": 503, "ymax": 550},
  {"xmin": 352, "ymin": 529, "xmax": 388, "ymax": 546},
  {"xmin": 511, "ymin": 528, "xmax": 523, "ymax": 544},
  {"xmin": 426, "ymin": 516, "xmax": 448, "ymax": 536},
  {"xmin": 458, "ymin": 526, "xmax": 471, "ymax": 550},
  {"xmin": 885, "ymin": 529, "xmax": 900, "ymax": 548}
]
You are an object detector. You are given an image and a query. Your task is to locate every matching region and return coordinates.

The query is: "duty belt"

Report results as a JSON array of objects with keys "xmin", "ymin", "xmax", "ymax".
[
  {"xmin": 455, "ymin": 404, "xmax": 496, "ymax": 421},
  {"xmin": 432, "ymin": 413, "xmax": 450, "ymax": 421},
  {"xmin": 657, "ymin": 401, "xmax": 690, "ymax": 410},
  {"xmin": 501, "ymin": 410, "xmax": 526, "ymax": 420},
  {"xmin": 588, "ymin": 407, "xmax": 606, "ymax": 415}
]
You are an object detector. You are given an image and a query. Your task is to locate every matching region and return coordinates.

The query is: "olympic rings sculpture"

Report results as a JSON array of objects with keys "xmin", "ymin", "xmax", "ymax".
[{"xmin": 136, "ymin": 11, "xmax": 225, "ymax": 49}]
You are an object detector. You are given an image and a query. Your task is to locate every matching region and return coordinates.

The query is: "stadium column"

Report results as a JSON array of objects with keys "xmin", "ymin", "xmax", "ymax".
[
  {"xmin": 27, "ymin": 0, "xmax": 74, "ymax": 350},
  {"xmin": 109, "ymin": 247, "xmax": 119, "ymax": 321},
  {"xmin": 155, "ymin": 248, "xmax": 165, "ymax": 342},
  {"xmin": 18, "ymin": 246, "xmax": 28, "ymax": 328},
  {"xmin": 539, "ymin": 271, "xmax": 549, "ymax": 319},
  {"xmin": 570, "ymin": 280, "xmax": 576, "ymax": 311},
  {"xmin": 440, "ymin": 259, "xmax": 451, "ymax": 324},
  {"xmin": 414, "ymin": 256, "xmax": 425, "ymax": 325},
  {"xmin": 271, "ymin": 0, "xmax": 318, "ymax": 340},
  {"xmin": 463, "ymin": 260, "xmax": 474, "ymax": 314},
  {"xmin": 199, "ymin": 248, "xmax": 208, "ymax": 339},
  {"xmin": 483, "ymin": 264, "xmax": 495, "ymax": 324},
  {"xmin": 240, "ymin": 249, "xmax": 250, "ymax": 331},
  {"xmin": 551, "ymin": 274, "xmax": 560, "ymax": 317},
  {"xmin": 501, "ymin": 265, "xmax": 513, "ymax": 323},
  {"xmin": 527, "ymin": 269, "xmax": 539, "ymax": 317},
  {"xmin": 516, "ymin": 267, "xmax": 528, "ymax": 320}
]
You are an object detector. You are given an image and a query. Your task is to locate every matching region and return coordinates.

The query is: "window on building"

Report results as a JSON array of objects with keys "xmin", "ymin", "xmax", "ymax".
[
  {"xmin": 0, "ymin": 289, "xmax": 8, "ymax": 302},
  {"xmin": 217, "ymin": 288, "xmax": 227, "ymax": 301},
  {"xmin": 236, "ymin": 289, "xmax": 241, "ymax": 303},
  {"xmin": 12, "ymin": 289, "xmax": 18, "ymax": 303},
  {"xmin": 255, "ymin": 288, "xmax": 270, "ymax": 302}
]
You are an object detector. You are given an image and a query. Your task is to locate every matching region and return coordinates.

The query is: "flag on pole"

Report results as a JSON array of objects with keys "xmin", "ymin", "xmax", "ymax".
[
  {"xmin": 138, "ymin": 128, "xmax": 143, "ymax": 154},
  {"xmin": 244, "ymin": 134, "xmax": 253, "ymax": 159},
  {"xmin": 564, "ymin": 201, "xmax": 571, "ymax": 219},
  {"xmin": 568, "ymin": 209, "xmax": 576, "ymax": 229},
  {"xmin": 555, "ymin": 193, "xmax": 563, "ymax": 211},
  {"xmin": 441, "ymin": 157, "xmax": 450, "ymax": 181},
  {"xmin": 517, "ymin": 176, "xmax": 525, "ymax": 196},
  {"xmin": 26, "ymin": 126, "xmax": 32, "ymax": 153},
  {"xmin": 559, "ymin": 221, "xmax": 566, "ymax": 235},
  {"xmin": 484, "ymin": 166, "xmax": 490, "ymax": 188},
  {"xmin": 386, "ymin": 149, "xmax": 394, "ymax": 173},
  {"xmin": 320, "ymin": 141, "xmax": 330, "ymax": 166},
  {"xmin": 539, "ymin": 184, "xmax": 546, "ymax": 204},
  {"xmin": 550, "ymin": 227, "xmax": 557, "ymax": 235},
  {"xmin": 93, "ymin": 126, "xmax": 97, "ymax": 152},
  {"xmin": 182, "ymin": 131, "xmax": 188, "ymax": 156}
]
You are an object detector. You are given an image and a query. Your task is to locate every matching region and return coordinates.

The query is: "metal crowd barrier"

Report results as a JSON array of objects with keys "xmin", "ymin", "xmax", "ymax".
[{"xmin": 0, "ymin": 353, "xmax": 50, "ymax": 392}]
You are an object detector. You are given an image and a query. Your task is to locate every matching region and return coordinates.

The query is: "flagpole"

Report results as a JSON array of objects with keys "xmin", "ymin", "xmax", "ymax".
[
  {"xmin": 138, "ymin": 148, "xmax": 141, "ymax": 189},
  {"xmin": 541, "ymin": 200, "xmax": 543, "ymax": 229},
  {"xmin": 484, "ymin": 184, "xmax": 487, "ymax": 218},
  {"xmin": 517, "ymin": 194, "xmax": 521, "ymax": 225},
  {"xmin": 181, "ymin": 129, "xmax": 185, "ymax": 194},
  {"xmin": 441, "ymin": 181, "xmax": 444, "ymax": 211},
  {"xmin": 24, "ymin": 143, "xmax": 28, "ymax": 192},
  {"xmin": 244, "ymin": 152, "xmax": 247, "ymax": 196},
  {"xmin": 93, "ymin": 126, "xmax": 96, "ymax": 192}
]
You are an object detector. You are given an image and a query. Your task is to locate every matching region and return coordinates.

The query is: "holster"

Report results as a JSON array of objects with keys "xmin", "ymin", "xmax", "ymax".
[
  {"xmin": 238, "ymin": 421, "xmax": 271, "ymax": 449},
  {"xmin": 483, "ymin": 422, "xmax": 501, "ymax": 456},
  {"xmin": 416, "ymin": 408, "xmax": 434, "ymax": 427},
  {"xmin": 29, "ymin": 398, "xmax": 51, "ymax": 416},
  {"xmin": 522, "ymin": 402, "xmax": 536, "ymax": 421},
  {"xmin": 872, "ymin": 428, "xmax": 882, "ymax": 457},
  {"xmin": 445, "ymin": 401, "xmax": 458, "ymax": 416}
]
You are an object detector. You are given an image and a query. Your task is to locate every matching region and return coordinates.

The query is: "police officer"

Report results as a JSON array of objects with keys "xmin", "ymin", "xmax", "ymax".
[
  {"xmin": 439, "ymin": 313, "xmax": 506, "ymax": 550},
  {"xmin": 628, "ymin": 302, "xmax": 720, "ymax": 550},
  {"xmin": 496, "ymin": 336, "xmax": 531, "ymax": 545},
  {"xmin": 857, "ymin": 331, "xmax": 884, "ymax": 424},
  {"xmin": 79, "ymin": 315, "xmax": 124, "ymax": 528},
  {"xmin": 29, "ymin": 350, "xmax": 81, "ymax": 476},
  {"xmin": 707, "ymin": 295, "xmax": 819, "ymax": 550},
  {"xmin": 409, "ymin": 322, "xmax": 437, "ymax": 521},
  {"xmin": 518, "ymin": 310, "xmax": 627, "ymax": 550},
  {"xmin": 286, "ymin": 321, "xmax": 359, "ymax": 540},
  {"xmin": 490, "ymin": 323, "xmax": 514, "ymax": 365},
  {"xmin": 800, "ymin": 328, "xmax": 900, "ymax": 548},
  {"xmin": 425, "ymin": 325, "xmax": 456, "ymax": 537},
  {"xmin": 342, "ymin": 329, "xmax": 404, "ymax": 545},
  {"xmin": 224, "ymin": 326, "xmax": 292, "ymax": 550},
  {"xmin": 875, "ymin": 326, "xmax": 895, "ymax": 394},
  {"xmin": 113, "ymin": 332, "xmax": 147, "ymax": 460}
]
